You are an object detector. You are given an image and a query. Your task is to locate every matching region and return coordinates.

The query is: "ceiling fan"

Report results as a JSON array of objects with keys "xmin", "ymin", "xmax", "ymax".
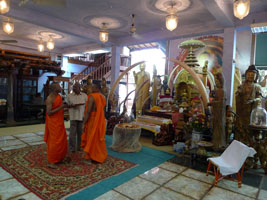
[
  {"xmin": 129, "ymin": 14, "xmax": 142, "ymax": 39},
  {"xmin": 19, "ymin": 0, "xmax": 66, "ymax": 7}
]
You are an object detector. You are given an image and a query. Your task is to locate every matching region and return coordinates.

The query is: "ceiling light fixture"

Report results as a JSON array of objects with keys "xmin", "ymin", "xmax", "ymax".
[
  {"xmin": 99, "ymin": 23, "xmax": 109, "ymax": 43},
  {"xmin": 166, "ymin": 2, "xmax": 178, "ymax": 31},
  {"xmin": 47, "ymin": 35, "xmax": 55, "ymax": 50},
  {"xmin": 0, "ymin": 0, "xmax": 9, "ymax": 14},
  {"xmin": 38, "ymin": 38, "xmax": 45, "ymax": 52},
  {"xmin": 233, "ymin": 0, "xmax": 250, "ymax": 20},
  {"xmin": 3, "ymin": 18, "xmax": 14, "ymax": 34}
]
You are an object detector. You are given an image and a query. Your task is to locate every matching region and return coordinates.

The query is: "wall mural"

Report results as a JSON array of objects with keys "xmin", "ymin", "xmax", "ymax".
[{"xmin": 174, "ymin": 35, "xmax": 224, "ymax": 75}]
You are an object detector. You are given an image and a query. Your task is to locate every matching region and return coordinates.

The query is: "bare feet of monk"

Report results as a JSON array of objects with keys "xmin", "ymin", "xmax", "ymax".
[
  {"xmin": 58, "ymin": 156, "xmax": 72, "ymax": 164},
  {"xmin": 64, "ymin": 156, "xmax": 72, "ymax": 164},
  {"xmin": 83, "ymin": 159, "xmax": 92, "ymax": 165},
  {"xmin": 47, "ymin": 163, "xmax": 58, "ymax": 169}
]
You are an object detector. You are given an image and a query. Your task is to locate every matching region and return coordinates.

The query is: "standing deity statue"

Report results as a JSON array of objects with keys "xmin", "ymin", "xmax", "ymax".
[
  {"xmin": 152, "ymin": 65, "xmax": 161, "ymax": 106},
  {"xmin": 235, "ymin": 65, "xmax": 262, "ymax": 145},
  {"xmin": 100, "ymin": 78, "xmax": 109, "ymax": 99},
  {"xmin": 133, "ymin": 63, "xmax": 150, "ymax": 115},
  {"xmin": 208, "ymin": 72, "xmax": 226, "ymax": 149}
]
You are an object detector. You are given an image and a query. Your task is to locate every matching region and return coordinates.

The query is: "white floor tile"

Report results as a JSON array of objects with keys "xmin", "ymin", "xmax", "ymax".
[
  {"xmin": 29, "ymin": 141, "xmax": 45, "ymax": 146},
  {"xmin": 159, "ymin": 162, "xmax": 186, "ymax": 173},
  {"xmin": 0, "ymin": 179, "xmax": 29, "ymax": 200},
  {"xmin": 140, "ymin": 167, "xmax": 177, "ymax": 185},
  {"xmin": 182, "ymin": 168, "xmax": 215, "ymax": 184},
  {"xmin": 1, "ymin": 144, "xmax": 28, "ymax": 151},
  {"xmin": 217, "ymin": 179, "xmax": 258, "ymax": 198},
  {"xmin": 19, "ymin": 136, "xmax": 43, "ymax": 144},
  {"xmin": 258, "ymin": 189, "xmax": 267, "ymax": 200},
  {"xmin": 0, "ymin": 167, "xmax": 12, "ymax": 181},
  {"xmin": 164, "ymin": 175, "xmax": 211, "ymax": 199},
  {"xmin": 10, "ymin": 192, "xmax": 42, "ymax": 200},
  {"xmin": 0, "ymin": 136, "xmax": 16, "ymax": 140},
  {"xmin": 15, "ymin": 133, "xmax": 37, "ymax": 138},
  {"xmin": 203, "ymin": 187, "xmax": 254, "ymax": 200},
  {"xmin": 114, "ymin": 177, "xmax": 159, "ymax": 200},
  {"xmin": 94, "ymin": 190, "xmax": 130, "ymax": 200},
  {"xmin": 144, "ymin": 187, "xmax": 194, "ymax": 200},
  {"xmin": 0, "ymin": 140, "xmax": 24, "ymax": 148},
  {"xmin": 35, "ymin": 131, "xmax": 45, "ymax": 136}
]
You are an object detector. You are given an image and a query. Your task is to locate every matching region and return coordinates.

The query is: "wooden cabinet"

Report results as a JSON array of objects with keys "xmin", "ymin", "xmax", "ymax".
[
  {"xmin": 17, "ymin": 77, "xmax": 38, "ymax": 104},
  {"xmin": 0, "ymin": 77, "xmax": 7, "ymax": 121},
  {"xmin": 0, "ymin": 76, "xmax": 8, "ymax": 99},
  {"xmin": 16, "ymin": 76, "xmax": 38, "ymax": 119}
]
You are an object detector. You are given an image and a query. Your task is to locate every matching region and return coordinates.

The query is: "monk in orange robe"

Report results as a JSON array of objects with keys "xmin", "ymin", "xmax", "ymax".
[
  {"xmin": 44, "ymin": 82, "xmax": 68, "ymax": 168},
  {"xmin": 81, "ymin": 83, "xmax": 107, "ymax": 163}
]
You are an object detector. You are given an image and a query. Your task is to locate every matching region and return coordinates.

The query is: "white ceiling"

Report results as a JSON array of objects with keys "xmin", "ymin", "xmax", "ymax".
[{"xmin": 0, "ymin": 0, "xmax": 266, "ymax": 55}]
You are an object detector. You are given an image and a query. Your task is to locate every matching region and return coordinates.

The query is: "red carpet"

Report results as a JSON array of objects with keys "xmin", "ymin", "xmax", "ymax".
[{"xmin": 0, "ymin": 144, "xmax": 137, "ymax": 200}]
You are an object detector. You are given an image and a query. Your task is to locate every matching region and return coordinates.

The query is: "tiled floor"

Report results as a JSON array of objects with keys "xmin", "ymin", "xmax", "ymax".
[{"xmin": 0, "ymin": 131, "xmax": 266, "ymax": 200}]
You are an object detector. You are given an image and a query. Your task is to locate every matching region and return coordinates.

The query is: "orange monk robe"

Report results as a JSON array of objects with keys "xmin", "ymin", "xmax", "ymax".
[
  {"xmin": 44, "ymin": 94, "xmax": 68, "ymax": 163},
  {"xmin": 81, "ymin": 93, "xmax": 107, "ymax": 163}
]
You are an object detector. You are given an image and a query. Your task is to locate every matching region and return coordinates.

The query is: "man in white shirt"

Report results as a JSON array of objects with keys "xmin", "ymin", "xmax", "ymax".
[{"xmin": 67, "ymin": 82, "xmax": 88, "ymax": 152}]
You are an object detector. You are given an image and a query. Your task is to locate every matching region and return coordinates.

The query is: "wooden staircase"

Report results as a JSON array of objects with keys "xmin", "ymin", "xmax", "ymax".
[
  {"xmin": 71, "ymin": 54, "xmax": 131, "ymax": 83},
  {"xmin": 71, "ymin": 54, "xmax": 112, "ymax": 82}
]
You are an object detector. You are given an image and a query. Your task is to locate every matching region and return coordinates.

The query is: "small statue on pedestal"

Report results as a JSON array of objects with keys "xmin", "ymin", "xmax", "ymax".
[
  {"xmin": 161, "ymin": 77, "xmax": 170, "ymax": 95},
  {"xmin": 100, "ymin": 78, "xmax": 109, "ymax": 99}
]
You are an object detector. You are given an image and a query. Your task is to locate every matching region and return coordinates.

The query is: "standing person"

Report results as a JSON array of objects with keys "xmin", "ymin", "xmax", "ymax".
[
  {"xmin": 45, "ymin": 82, "xmax": 68, "ymax": 168},
  {"xmin": 66, "ymin": 82, "xmax": 88, "ymax": 152},
  {"xmin": 81, "ymin": 82, "xmax": 107, "ymax": 163}
]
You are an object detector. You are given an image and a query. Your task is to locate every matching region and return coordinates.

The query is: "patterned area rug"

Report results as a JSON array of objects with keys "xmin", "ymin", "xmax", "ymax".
[{"xmin": 0, "ymin": 144, "xmax": 137, "ymax": 200}]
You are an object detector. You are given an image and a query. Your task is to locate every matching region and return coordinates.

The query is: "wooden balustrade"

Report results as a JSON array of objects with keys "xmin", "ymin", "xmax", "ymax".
[{"xmin": 71, "ymin": 54, "xmax": 129, "ymax": 83}]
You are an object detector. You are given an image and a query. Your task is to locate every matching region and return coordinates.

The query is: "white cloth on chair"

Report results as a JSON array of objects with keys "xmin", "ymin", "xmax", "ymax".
[{"xmin": 207, "ymin": 140, "xmax": 256, "ymax": 176}]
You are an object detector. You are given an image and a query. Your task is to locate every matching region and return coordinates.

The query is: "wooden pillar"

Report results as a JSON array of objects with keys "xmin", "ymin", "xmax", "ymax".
[
  {"xmin": 250, "ymin": 33, "xmax": 256, "ymax": 64},
  {"xmin": 165, "ymin": 40, "xmax": 170, "ymax": 75},
  {"xmin": 222, "ymin": 27, "xmax": 236, "ymax": 106},
  {"xmin": 7, "ymin": 69, "xmax": 15, "ymax": 124}
]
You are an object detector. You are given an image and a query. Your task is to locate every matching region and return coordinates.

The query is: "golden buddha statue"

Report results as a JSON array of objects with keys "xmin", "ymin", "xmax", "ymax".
[
  {"xmin": 152, "ymin": 65, "xmax": 161, "ymax": 106},
  {"xmin": 133, "ymin": 63, "xmax": 150, "ymax": 115},
  {"xmin": 174, "ymin": 82, "xmax": 190, "ymax": 104}
]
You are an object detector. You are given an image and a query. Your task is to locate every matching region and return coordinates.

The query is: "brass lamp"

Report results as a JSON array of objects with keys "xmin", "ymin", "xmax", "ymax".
[
  {"xmin": 233, "ymin": 0, "xmax": 250, "ymax": 20},
  {"xmin": 99, "ymin": 23, "xmax": 109, "ymax": 43},
  {"xmin": 38, "ymin": 38, "xmax": 45, "ymax": 52},
  {"xmin": 166, "ymin": 4, "xmax": 178, "ymax": 31},
  {"xmin": 0, "ymin": 0, "xmax": 9, "ymax": 14},
  {"xmin": 3, "ymin": 19, "xmax": 14, "ymax": 34},
  {"xmin": 47, "ymin": 35, "xmax": 55, "ymax": 50}
]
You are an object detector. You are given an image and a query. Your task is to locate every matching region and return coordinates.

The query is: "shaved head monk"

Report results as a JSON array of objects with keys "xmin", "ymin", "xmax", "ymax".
[
  {"xmin": 45, "ymin": 82, "xmax": 68, "ymax": 168},
  {"xmin": 81, "ymin": 82, "xmax": 107, "ymax": 163}
]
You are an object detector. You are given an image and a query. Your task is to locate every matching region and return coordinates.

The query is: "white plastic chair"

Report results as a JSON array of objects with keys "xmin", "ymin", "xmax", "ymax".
[{"xmin": 206, "ymin": 140, "xmax": 256, "ymax": 187}]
